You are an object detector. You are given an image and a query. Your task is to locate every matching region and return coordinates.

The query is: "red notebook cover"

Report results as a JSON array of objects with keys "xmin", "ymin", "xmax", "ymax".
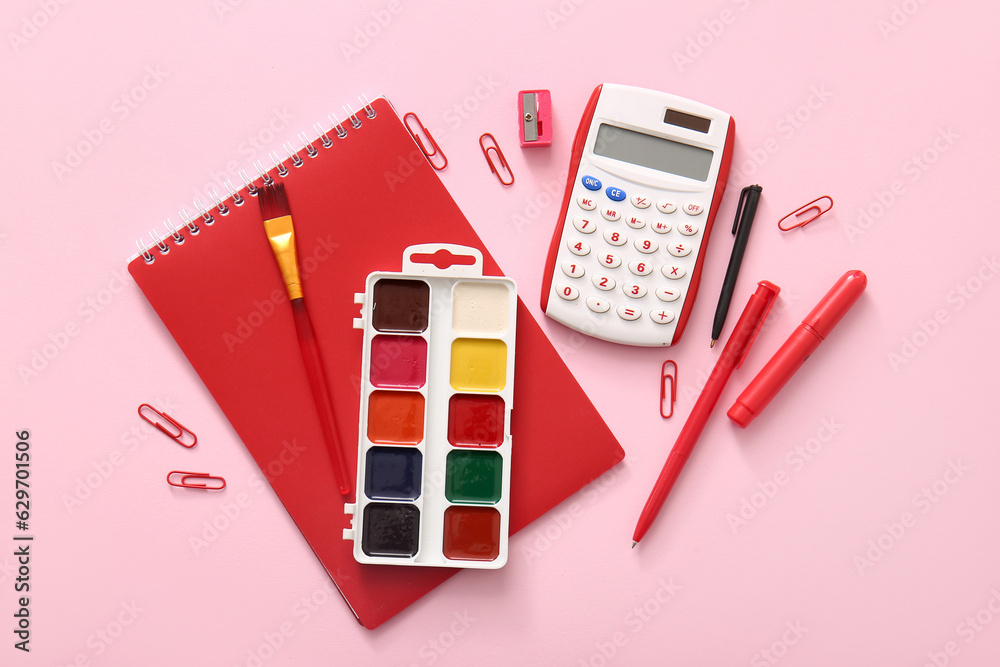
[{"xmin": 128, "ymin": 97, "xmax": 624, "ymax": 629}]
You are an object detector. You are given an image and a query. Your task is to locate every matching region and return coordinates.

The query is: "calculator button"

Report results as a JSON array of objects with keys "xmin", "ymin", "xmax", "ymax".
[
  {"xmin": 577, "ymin": 196, "xmax": 597, "ymax": 211},
  {"xmin": 606, "ymin": 187, "xmax": 626, "ymax": 202},
  {"xmin": 623, "ymin": 282, "xmax": 647, "ymax": 299},
  {"xmin": 599, "ymin": 252, "xmax": 622, "ymax": 268},
  {"xmin": 683, "ymin": 203, "xmax": 704, "ymax": 216},
  {"xmin": 601, "ymin": 207, "xmax": 622, "ymax": 222},
  {"xmin": 604, "ymin": 229, "xmax": 627, "ymax": 246},
  {"xmin": 556, "ymin": 283, "xmax": 579, "ymax": 300},
  {"xmin": 562, "ymin": 261, "xmax": 585, "ymax": 278},
  {"xmin": 573, "ymin": 216, "xmax": 597, "ymax": 234},
  {"xmin": 656, "ymin": 286, "xmax": 681, "ymax": 302},
  {"xmin": 657, "ymin": 200, "xmax": 678, "ymax": 214},
  {"xmin": 634, "ymin": 238, "xmax": 658, "ymax": 254},
  {"xmin": 586, "ymin": 296, "xmax": 611, "ymax": 313},
  {"xmin": 678, "ymin": 222, "xmax": 699, "ymax": 236},
  {"xmin": 630, "ymin": 195, "xmax": 651, "ymax": 209},
  {"xmin": 568, "ymin": 239, "xmax": 590, "ymax": 256},
  {"xmin": 624, "ymin": 215, "xmax": 646, "ymax": 230},
  {"xmin": 651, "ymin": 221, "xmax": 671, "ymax": 234},
  {"xmin": 582, "ymin": 175, "xmax": 602, "ymax": 191},
  {"xmin": 617, "ymin": 305, "xmax": 642, "ymax": 321},
  {"xmin": 662, "ymin": 264, "xmax": 686, "ymax": 280},
  {"xmin": 650, "ymin": 309, "xmax": 676, "ymax": 324},
  {"xmin": 667, "ymin": 242, "xmax": 693, "ymax": 257},
  {"xmin": 628, "ymin": 260, "xmax": 653, "ymax": 276},
  {"xmin": 592, "ymin": 274, "xmax": 616, "ymax": 290}
]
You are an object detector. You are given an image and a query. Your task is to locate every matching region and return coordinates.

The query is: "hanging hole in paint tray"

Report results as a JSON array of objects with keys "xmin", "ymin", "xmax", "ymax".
[{"xmin": 410, "ymin": 248, "xmax": 477, "ymax": 270}]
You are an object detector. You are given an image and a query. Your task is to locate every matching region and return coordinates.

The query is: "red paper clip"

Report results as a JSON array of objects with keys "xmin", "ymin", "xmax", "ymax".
[
  {"xmin": 138, "ymin": 404, "xmax": 197, "ymax": 447},
  {"xmin": 403, "ymin": 112, "xmax": 447, "ymax": 170},
  {"xmin": 778, "ymin": 196, "xmax": 834, "ymax": 231},
  {"xmin": 479, "ymin": 133, "xmax": 514, "ymax": 186},
  {"xmin": 167, "ymin": 471, "xmax": 226, "ymax": 490},
  {"xmin": 660, "ymin": 360, "xmax": 677, "ymax": 418}
]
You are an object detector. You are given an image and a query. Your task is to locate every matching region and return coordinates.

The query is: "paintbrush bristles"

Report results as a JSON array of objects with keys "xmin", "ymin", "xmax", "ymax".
[{"xmin": 258, "ymin": 182, "xmax": 291, "ymax": 220}]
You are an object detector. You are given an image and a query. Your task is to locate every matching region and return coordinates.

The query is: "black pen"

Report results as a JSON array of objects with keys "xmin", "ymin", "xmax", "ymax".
[{"xmin": 711, "ymin": 185, "xmax": 762, "ymax": 347}]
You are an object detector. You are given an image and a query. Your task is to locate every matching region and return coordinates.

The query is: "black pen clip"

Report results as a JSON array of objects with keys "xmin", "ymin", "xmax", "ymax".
[{"xmin": 733, "ymin": 185, "xmax": 763, "ymax": 234}]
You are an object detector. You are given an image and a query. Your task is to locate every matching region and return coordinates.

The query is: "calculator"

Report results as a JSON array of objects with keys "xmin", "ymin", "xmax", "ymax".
[{"xmin": 541, "ymin": 84, "xmax": 735, "ymax": 346}]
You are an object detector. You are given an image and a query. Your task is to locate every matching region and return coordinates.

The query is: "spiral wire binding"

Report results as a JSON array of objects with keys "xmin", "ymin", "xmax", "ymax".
[
  {"xmin": 239, "ymin": 169, "xmax": 258, "ymax": 197},
  {"xmin": 299, "ymin": 132, "xmax": 319, "ymax": 158},
  {"xmin": 285, "ymin": 142, "xmax": 304, "ymax": 168},
  {"xmin": 132, "ymin": 95, "xmax": 379, "ymax": 264},
  {"xmin": 330, "ymin": 113, "xmax": 348, "ymax": 139},
  {"xmin": 164, "ymin": 220, "xmax": 185, "ymax": 244},
  {"xmin": 225, "ymin": 181, "xmax": 244, "ymax": 206},
  {"xmin": 179, "ymin": 208, "xmax": 199, "ymax": 235},
  {"xmin": 209, "ymin": 188, "xmax": 229, "ymax": 216}
]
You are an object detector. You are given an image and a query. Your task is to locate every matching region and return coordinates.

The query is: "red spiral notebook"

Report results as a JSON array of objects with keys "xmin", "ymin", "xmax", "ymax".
[{"xmin": 127, "ymin": 96, "xmax": 624, "ymax": 629}]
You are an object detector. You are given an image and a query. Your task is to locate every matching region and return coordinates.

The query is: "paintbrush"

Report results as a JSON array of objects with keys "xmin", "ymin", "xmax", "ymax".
[{"xmin": 258, "ymin": 182, "xmax": 351, "ymax": 496}]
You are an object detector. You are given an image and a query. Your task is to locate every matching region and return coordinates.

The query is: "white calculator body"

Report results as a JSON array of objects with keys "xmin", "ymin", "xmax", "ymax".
[{"xmin": 541, "ymin": 84, "xmax": 735, "ymax": 346}]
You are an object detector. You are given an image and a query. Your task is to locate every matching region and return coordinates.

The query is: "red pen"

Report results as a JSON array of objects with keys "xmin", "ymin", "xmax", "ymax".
[
  {"xmin": 728, "ymin": 270, "xmax": 867, "ymax": 428},
  {"xmin": 633, "ymin": 281, "xmax": 780, "ymax": 547}
]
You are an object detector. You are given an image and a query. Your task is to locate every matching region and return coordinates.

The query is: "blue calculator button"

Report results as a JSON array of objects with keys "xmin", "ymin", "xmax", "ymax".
[
  {"xmin": 582, "ymin": 175, "xmax": 602, "ymax": 191},
  {"xmin": 606, "ymin": 187, "xmax": 626, "ymax": 202}
]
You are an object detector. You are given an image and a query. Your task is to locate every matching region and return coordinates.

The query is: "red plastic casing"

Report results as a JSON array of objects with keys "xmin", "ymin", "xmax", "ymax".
[{"xmin": 728, "ymin": 270, "xmax": 868, "ymax": 427}]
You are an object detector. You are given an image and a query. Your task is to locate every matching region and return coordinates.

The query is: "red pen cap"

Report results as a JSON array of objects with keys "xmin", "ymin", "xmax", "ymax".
[{"xmin": 803, "ymin": 270, "xmax": 867, "ymax": 339}]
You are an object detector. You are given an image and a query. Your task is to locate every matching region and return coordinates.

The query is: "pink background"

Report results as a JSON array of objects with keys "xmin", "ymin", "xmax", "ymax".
[{"xmin": 4, "ymin": 0, "xmax": 1000, "ymax": 665}]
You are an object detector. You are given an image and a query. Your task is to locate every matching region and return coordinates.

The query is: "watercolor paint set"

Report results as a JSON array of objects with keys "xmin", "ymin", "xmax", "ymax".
[{"xmin": 343, "ymin": 244, "xmax": 517, "ymax": 568}]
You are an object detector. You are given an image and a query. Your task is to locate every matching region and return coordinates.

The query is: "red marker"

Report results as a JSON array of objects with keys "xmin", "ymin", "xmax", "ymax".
[{"xmin": 728, "ymin": 270, "xmax": 867, "ymax": 428}]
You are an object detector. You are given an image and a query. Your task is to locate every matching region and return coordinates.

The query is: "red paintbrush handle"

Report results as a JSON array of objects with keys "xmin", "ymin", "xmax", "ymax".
[{"xmin": 291, "ymin": 299, "xmax": 352, "ymax": 496}]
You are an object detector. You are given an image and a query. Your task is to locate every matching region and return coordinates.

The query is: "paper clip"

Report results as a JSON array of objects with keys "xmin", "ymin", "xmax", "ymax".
[
  {"xmin": 479, "ymin": 133, "xmax": 514, "ymax": 186},
  {"xmin": 778, "ymin": 196, "xmax": 834, "ymax": 231},
  {"xmin": 167, "ymin": 471, "xmax": 227, "ymax": 490},
  {"xmin": 660, "ymin": 360, "xmax": 677, "ymax": 418},
  {"xmin": 138, "ymin": 404, "xmax": 197, "ymax": 448},
  {"xmin": 403, "ymin": 112, "xmax": 447, "ymax": 170}
]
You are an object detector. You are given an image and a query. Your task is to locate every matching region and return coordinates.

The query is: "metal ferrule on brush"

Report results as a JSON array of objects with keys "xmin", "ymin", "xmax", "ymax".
[{"xmin": 264, "ymin": 214, "xmax": 303, "ymax": 300}]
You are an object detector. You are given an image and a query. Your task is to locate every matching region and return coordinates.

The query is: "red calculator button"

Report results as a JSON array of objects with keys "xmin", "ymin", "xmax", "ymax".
[
  {"xmin": 568, "ymin": 239, "xmax": 591, "ymax": 256},
  {"xmin": 573, "ymin": 216, "xmax": 597, "ymax": 234},
  {"xmin": 634, "ymin": 238, "xmax": 658, "ymax": 254},
  {"xmin": 667, "ymin": 243, "xmax": 692, "ymax": 258},
  {"xmin": 601, "ymin": 207, "xmax": 622, "ymax": 222},
  {"xmin": 599, "ymin": 253, "xmax": 622, "ymax": 268},
  {"xmin": 556, "ymin": 283, "xmax": 579, "ymax": 300},
  {"xmin": 623, "ymin": 282, "xmax": 647, "ymax": 299},
  {"xmin": 652, "ymin": 221, "xmax": 671, "ymax": 234},
  {"xmin": 683, "ymin": 203, "xmax": 704, "ymax": 216},
  {"xmin": 655, "ymin": 286, "xmax": 681, "ymax": 302},
  {"xmin": 577, "ymin": 196, "xmax": 597, "ymax": 211},
  {"xmin": 592, "ymin": 274, "xmax": 616, "ymax": 291},
  {"xmin": 657, "ymin": 200, "xmax": 678, "ymax": 214},
  {"xmin": 586, "ymin": 296, "xmax": 611, "ymax": 313},
  {"xmin": 662, "ymin": 264, "xmax": 686, "ymax": 280},
  {"xmin": 624, "ymin": 215, "xmax": 646, "ymax": 230},
  {"xmin": 617, "ymin": 305, "xmax": 641, "ymax": 321},
  {"xmin": 628, "ymin": 260, "xmax": 653, "ymax": 276},
  {"xmin": 561, "ymin": 261, "xmax": 585, "ymax": 278},
  {"xmin": 679, "ymin": 222, "xmax": 699, "ymax": 236},
  {"xmin": 650, "ymin": 309, "xmax": 675, "ymax": 324},
  {"xmin": 630, "ymin": 195, "xmax": 651, "ymax": 209},
  {"xmin": 604, "ymin": 229, "xmax": 627, "ymax": 246}
]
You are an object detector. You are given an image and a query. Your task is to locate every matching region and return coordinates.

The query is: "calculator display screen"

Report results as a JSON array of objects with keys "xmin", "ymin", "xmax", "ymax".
[{"xmin": 594, "ymin": 124, "xmax": 713, "ymax": 181}]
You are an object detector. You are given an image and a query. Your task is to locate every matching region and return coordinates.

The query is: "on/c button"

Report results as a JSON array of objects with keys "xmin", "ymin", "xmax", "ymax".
[{"xmin": 582, "ymin": 175, "xmax": 602, "ymax": 190}]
